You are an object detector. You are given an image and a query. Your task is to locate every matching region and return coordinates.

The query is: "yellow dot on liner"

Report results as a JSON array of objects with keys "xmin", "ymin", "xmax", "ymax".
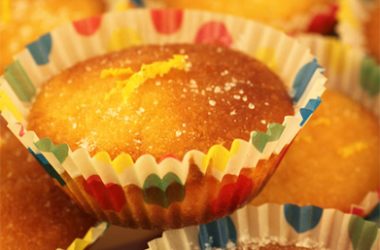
[
  {"xmin": 327, "ymin": 38, "xmax": 352, "ymax": 76},
  {"xmin": 201, "ymin": 140, "xmax": 241, "ymax": 172},
  {"xmin": 0, "ymin": 90, "xmax": 24, "ymax": 122},
  {"xmin": 115, "ymin": 1, "xmax": 131, "ymax": 12},
  {"xmin": 105, "ymin": 54, "xmax": 190, "ymax": 102},
  {"xmin": 94, "ymin": 151, "xmax": 134, "ymax": 174},
  {"xmin": 108, "ymin": 28, "xmax": 142, "ymax": 52},
  {"xmin": 253, "ymin": 48, "xmax": 278, "ymax": 72},
  {"xmin": 339, "ymin": 0, "xmax": 361, "ymax": 29},
  {"xmin": 0, "ymin": 0, "xmax": 10, "ymax": 24}
]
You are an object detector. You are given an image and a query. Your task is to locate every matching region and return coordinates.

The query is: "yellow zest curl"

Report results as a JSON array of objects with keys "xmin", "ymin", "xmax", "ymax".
[{"xmin": 104, "ymin": 54, "xmax": 189, "ymax": 102}]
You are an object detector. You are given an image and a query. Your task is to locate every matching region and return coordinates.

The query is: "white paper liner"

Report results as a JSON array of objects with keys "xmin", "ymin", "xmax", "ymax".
[
  {"xmin": 0, "ymin": 9, "xmax": 326, "ymax": 227},
  {"xmin": 148, "ymin": 204, "xmax": 380, "ymax": 250}
]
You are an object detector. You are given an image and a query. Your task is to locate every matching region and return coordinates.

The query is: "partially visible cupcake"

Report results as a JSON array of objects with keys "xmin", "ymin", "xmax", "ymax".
[
  {"xmin": 250, "ymin": 34, "xmax": 380, "ymax": 215},
  {"xmin": 251, "ymin": 89, "xmax": 380, "ymax": 212},
  {"xmin": 0, "ymin": 119, "xmax": 100, "ymax": 250},
  {"xmin": 0, "ymin": 0, "xmax": 106, "ymax": 73}
]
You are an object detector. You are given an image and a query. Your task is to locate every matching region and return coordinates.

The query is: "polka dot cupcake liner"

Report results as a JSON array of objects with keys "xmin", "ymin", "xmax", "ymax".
[
  {"xmin": 0, "ymin": 9, "xmax": 325, "ymax": 229},
  {"xmin": 294, "ymin": 34, "xmax": 379, "ymax": 216},
  {"xmin": 143, "ymin": 0, "xmax": 338, "ymax": 35},
  {"xmin": 147, "ymin": 203, "xmax": 380, "ymax": 250}
]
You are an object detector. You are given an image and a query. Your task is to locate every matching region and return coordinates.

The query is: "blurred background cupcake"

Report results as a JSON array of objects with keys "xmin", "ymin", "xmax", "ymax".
[
  {"xmin": 0, "ymin": 0, "xmax": 107, "ymax": 74},
  {"xmin": 251, "ymin": 35, "xmax": 380, "ymax": 216}
]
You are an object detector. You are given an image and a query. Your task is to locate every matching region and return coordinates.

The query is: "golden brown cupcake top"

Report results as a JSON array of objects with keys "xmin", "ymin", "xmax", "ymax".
[{"xmin": 28, "ymin": 44, "xmax": 293, "ymax": 160}]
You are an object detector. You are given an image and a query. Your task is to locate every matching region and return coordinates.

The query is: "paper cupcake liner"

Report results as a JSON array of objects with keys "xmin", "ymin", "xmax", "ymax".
[
  {"xmin": 148, "ymin": 204, "xmax": 380, "ymax": 250},
  {"xmin": 0, "ymin": 9, "xmax": 325, "ymax": 228},
  {"xmin": 56, "ymin": 222, "xmax": 108, "ymax": 250},
  {"xmin": 143, "ymin": 0, "xmax": 338, "ymax": 35}
]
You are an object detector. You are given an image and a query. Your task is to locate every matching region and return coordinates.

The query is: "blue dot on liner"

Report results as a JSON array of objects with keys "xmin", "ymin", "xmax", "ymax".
[
  {"xmin": 26, "ymin": 33, "xmax": 52, "ymax": 65},
  {"xmin": 28, "ymin": 148, "xmax": 65, "ymax": 186},
  {"xmin": 299, "ymin": 97, "xmax": 321, "ymax": 126},
  {"xmin": 284, "ymin": 204, "xmax": 323, "ymax": 233},
  {"xmin": 198, "ymin": 216, "xmax": 237, "ymax": 250},
  {"xmin": 292, "ymin": 58, "xmax": 322, "ymax": 103},
  {"xmin": 130, "ymin": 0, "xmax": 145, "ymax": 7}
]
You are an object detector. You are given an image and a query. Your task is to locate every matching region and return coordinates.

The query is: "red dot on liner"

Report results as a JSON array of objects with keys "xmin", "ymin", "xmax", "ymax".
[
  {"xmin": 307, "ymin": 4, "xmax": 338, "ymax": 34},
  {"xmin": 73, "ymin": 16, "xmax": 102, "ymax": 36},
  {"xmin": 350, "ymin": 206, "xmax": 365, "ymax": 217},
  {"xmin": 194, "ymin": 21, "xmax": 233, "ymax": 47},
  {"xmin": 151, "ymin": 9, "xmax": 183, "ymax": 35},
  {"xmin": 83, "ymin": 175, "xmax": 126, "ymax": 212},
  {"xmin": 211, "ymin": 174, "xmax": 253, "ymax": 216}
]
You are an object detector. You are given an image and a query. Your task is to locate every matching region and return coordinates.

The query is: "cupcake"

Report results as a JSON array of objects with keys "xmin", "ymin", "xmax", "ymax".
[
  {"xmin": 148, "ymin": 204, "xmax": 380, "ymax": 250},
  {"xmin": 0, "ymin": 119, "xmax": 104, "ymax": 250},
  {"xmin": 150, "ymin": 0, "xmax": 338, "ymax": 34},
  {"xmin": 251, "ymin": 89, "xmax": 380, "ymax": 212},
  {"xmin": 251, "ymin": 34, "xmax": 380, "ymax": 215},
  {"xmin": 0, "ymin": 0, "xmax": 106, "ymax": 73},
  {"xmin": 0, "ymin": 10, "xmax": 325, "ymax": 229}
]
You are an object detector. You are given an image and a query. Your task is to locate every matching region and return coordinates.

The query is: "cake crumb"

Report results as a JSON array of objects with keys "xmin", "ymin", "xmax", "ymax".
[
  {"xmin": 233, "ymin": 94, "xmax": 241, "ymax": 100},
  {"xmin": 175, "ymin": 130, "xmax": 182, "ymax": 137},
  {"xmin": 221, "ymin": 70, "xmax": 229, "ymax": 76}
]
